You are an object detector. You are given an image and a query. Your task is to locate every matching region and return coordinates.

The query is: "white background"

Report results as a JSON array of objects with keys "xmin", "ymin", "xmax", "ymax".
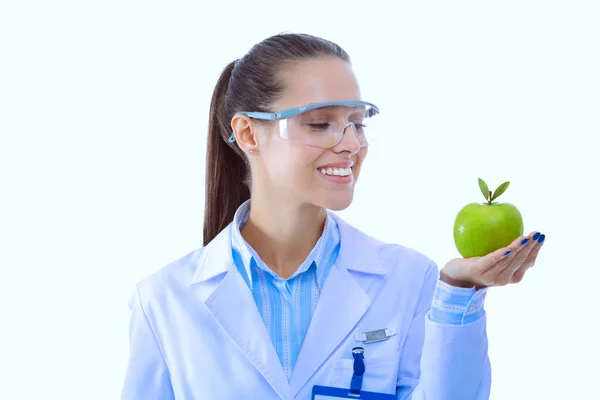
[{"xmin": 1, "ymin": 1, "xmax": 598, "ymax": 399}]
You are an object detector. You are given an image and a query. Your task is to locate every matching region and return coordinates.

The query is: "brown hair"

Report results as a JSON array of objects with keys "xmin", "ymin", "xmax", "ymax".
[{"xmin": 203, "ymin": 32, "xmax": 351, "ymax": 246}]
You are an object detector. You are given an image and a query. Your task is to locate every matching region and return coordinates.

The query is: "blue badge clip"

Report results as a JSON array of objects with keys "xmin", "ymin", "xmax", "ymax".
[{"xmin": 350, "ymin": 347, "xmax": 365, "ymax": 395}]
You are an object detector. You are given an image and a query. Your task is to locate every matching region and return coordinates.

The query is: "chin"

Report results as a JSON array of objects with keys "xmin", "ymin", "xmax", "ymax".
[{"xmin": 319, "ymin": 193, "xmax": 354, "ymax": 211}]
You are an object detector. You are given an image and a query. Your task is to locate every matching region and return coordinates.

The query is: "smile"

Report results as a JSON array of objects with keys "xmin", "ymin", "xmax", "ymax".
[{"xmin": 319, "ymin": 167, "xmax": 352, "ymax": 177}]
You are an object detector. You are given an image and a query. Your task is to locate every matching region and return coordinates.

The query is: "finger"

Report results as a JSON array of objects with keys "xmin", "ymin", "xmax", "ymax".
[
  {"xmin": 470, "ymin": 245, "xmax": 516, "ymax": 287},
  {"xmin": 479, "ymin": 232, "xmax": 537, "ymax": 285},
  {"xmin": 526, "ymin": 233, "xmax": 545, "ymax": 269},
  {"xmin": 494, "ymin": 232, "xmax": 539, "ymax": 285},
  {"xmin": 511, "ymin": 263, "xmax": 531, "ymax": 284},
  {"xmin": 472, "ymin": 245, "xmax": 514, "ymax": 276},
  {"xmin": 477, "ymin": 232, "xmax": 534, "ymax": 276},
  {"xmin": 510, "ymin": 232, "xmax": 539, "ymax": 267},
  {"xmin": 519, "ymin": 232, "xmax": 544, "ymax": 269},
  {"xmin": 511, "ymin": 233, "xmax": 546, "ymax": 283}
]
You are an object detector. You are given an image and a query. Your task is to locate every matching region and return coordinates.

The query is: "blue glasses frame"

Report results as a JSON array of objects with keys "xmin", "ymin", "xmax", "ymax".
[{"xmin": 227, "ymin": 100, "xmax": 379, "ymax": 143}]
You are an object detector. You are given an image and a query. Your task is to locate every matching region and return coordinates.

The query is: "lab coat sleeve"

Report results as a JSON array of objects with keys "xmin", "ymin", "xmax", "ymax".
[
  {"xmin": 396, "ymin": 263, "xmax": 491, "ymax": 400},
  {"xmin": 121, "ymin": 285, "xmax": 175, "ymax": 400}
]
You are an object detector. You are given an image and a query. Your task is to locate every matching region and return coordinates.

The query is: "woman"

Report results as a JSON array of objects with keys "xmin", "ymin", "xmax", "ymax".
[{"xmin": 121, "ymin": 33, "xmax": 545, "ymax": 399}]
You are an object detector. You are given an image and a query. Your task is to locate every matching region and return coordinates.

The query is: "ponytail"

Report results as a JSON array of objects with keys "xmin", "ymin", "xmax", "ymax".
[{"xmin": 203, "ymin": 60, "xmax": 250, "ymax": 246}]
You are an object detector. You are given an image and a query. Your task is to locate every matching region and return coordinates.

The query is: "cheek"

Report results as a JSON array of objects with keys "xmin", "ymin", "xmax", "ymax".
[
  {"xmin": 265, "ymin": 143, "xmax": 320, "ymax": 185},
  {"xmin": 354, "ymin": 148, "xmax": 368, "ymax": 177}
]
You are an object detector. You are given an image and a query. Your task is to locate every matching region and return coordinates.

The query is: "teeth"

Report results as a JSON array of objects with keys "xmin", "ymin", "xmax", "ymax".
[{"xmin": 320, "ymin": 167, "xmax": 352, "ymax": 176}]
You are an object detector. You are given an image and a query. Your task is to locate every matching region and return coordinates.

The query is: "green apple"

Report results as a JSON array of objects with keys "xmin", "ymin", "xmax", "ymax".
[{"xmin": 453, "ymin": 178, "xmax": 524, "ymax": 258}]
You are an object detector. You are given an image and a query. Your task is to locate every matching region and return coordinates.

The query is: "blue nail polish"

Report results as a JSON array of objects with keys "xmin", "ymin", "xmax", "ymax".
[
  {"xmin": 504, "ymin": 250, "xmax": 512, "ymax": 256},
  {"xmin": 521, "ymin": 238, "xmax": 530, "ymax": 246},
  {"xmin": 533, "ymin": 232, "xmax": 541, "ymax": 241},
  {"xmin": 538, "ymin": 234, "xmax": 545, "ymax": 244}
]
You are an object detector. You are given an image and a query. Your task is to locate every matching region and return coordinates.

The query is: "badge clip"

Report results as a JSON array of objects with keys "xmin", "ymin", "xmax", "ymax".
[{"xmin": 349, "ymin": 347, "xmax": 365, "ymax": 395}]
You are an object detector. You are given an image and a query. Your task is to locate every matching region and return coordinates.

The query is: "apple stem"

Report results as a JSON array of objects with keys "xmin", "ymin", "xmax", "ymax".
[{"xmin": 488, "ymin": 190, "xmax": 492, "ymax": 205}]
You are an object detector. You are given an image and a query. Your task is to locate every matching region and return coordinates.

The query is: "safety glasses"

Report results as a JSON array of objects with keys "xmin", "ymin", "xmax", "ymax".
[{"xmin": 229, "ymin": 100, "xmax": 380, "ymax": 149}]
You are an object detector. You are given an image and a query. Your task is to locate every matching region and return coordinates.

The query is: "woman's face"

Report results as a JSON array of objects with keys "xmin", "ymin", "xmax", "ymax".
[{"xmin": 255, "ymin": 58, "xmax": 368, "ymax": 211}]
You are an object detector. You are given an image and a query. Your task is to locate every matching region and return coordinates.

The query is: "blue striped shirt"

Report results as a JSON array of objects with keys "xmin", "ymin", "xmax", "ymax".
[{"xmin": 230, "ymin": 200, "xmax": 486, "ymax": 379}]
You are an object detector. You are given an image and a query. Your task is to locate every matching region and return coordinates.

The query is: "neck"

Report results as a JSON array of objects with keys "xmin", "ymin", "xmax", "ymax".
[{"xmin": 241, "ymin": 195, "xmax": 326, "ymax": 279}]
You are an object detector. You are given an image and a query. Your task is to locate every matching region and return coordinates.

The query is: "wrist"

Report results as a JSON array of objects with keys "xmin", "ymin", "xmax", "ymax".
[{"xmin": 439, "ymin": 270, "xmax": 475, "ymax": 288}]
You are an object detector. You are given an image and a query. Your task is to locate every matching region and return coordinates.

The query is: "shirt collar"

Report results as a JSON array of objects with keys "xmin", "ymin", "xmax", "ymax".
[{"xmin": 230, "ymin": 199, "xmax": 339, "ymax": 290}]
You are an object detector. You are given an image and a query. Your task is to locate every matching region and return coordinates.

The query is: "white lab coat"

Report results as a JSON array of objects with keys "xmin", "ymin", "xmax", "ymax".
[{"xmin": 121, "ymin": 212, "xmax": 491, "ymax": 399}]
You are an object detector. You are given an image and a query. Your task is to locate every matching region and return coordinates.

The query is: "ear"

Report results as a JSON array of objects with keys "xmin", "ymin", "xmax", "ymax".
[{"xmin": 230, "ymin": 115, "xmax": 258, "ymax": 155}]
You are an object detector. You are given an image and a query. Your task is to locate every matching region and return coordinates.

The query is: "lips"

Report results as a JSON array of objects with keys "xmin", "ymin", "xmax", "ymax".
[{"xmin": 316, "ymin": 161, "xmax": 355, "ymax": 169}]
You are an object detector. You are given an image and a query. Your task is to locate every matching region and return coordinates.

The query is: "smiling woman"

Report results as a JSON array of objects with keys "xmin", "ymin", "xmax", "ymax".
[{"xmin": 120, "ymin": 32, "xmax": 545, "ymax": 400}]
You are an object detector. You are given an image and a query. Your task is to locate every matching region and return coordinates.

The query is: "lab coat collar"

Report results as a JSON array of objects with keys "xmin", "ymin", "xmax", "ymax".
[
  {"xmin": 328, "ymin": 212, "xmax": 389, "ymax": 276},
  {"xmin": 190, "ymin": 222, "xmax": 235, "ymax": 284},
  {"xmin": 190, "ymin": 211, "xmax": 389, "ymax": 285}
]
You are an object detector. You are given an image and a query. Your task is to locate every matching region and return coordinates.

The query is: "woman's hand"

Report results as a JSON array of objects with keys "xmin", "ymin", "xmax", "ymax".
[{"xmin": 440, "ymin": 231, "xmax": 546, "ymax": 289}]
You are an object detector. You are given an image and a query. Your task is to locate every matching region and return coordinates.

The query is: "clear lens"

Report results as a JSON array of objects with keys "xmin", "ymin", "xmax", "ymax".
[{"xmin": 278, "ymin": 104, "xmax": 378, "ymax": 148}]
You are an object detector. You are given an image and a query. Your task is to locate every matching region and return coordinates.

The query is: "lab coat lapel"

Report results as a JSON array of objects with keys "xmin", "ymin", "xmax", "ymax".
[
  {"xmin": 289, "ymin": 264, "xmax": 370, "ymax": 396},
  {"xmin": 289, "ymin": 213, "xmax": 388, "ymax": 397},
  {"xmin": 191, "ymin": 224, "xmax": 292, "ymax": 400}
]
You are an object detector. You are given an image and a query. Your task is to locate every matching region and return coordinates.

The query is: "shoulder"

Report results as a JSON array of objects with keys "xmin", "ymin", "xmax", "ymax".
[{"xmin": 129, "ymin": 247, "xmax": 204, "ymax": 309}]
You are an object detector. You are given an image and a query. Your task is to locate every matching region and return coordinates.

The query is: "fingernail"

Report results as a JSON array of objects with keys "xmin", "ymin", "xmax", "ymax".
[
  {"xmin": 538, "ymin": 234, "xmax": 545, "ymax": 244},
  {"xmin": 521, "ymin": 238, "xmax": 530, "ymax": 246},
  {"xmin": 533, "ymin": 232, "xmax": 541, "ymax": 241},
  {"xmin": 504, "ymin": 250, "xmax": 512, "ymax": 256}
]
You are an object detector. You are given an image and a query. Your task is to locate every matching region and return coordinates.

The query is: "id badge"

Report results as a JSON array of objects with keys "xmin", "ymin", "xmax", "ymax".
[{"xmin": 312, "ymin": 385, "xmax": 395, "ymax": 399}]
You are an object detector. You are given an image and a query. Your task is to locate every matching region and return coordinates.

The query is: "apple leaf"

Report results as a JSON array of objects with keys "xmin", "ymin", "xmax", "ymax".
[
  {"xmin": 478, "ymin": 178, "xmax": 490, "ymax": 202},
  {"xmin": 491, "ymin": 181, "xmax": 510, "ymax": 201}
]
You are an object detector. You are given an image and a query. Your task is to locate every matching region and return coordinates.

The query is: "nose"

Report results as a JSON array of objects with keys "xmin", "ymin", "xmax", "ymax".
[{"xmin": 333, "ymin": 123, "xmax": 361, "ymax": 153}]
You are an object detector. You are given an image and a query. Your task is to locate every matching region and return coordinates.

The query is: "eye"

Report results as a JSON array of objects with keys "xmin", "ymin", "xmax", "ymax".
[{"xmin": 307, "ymin": 123, "xmax": 330, "ymax": 130}]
